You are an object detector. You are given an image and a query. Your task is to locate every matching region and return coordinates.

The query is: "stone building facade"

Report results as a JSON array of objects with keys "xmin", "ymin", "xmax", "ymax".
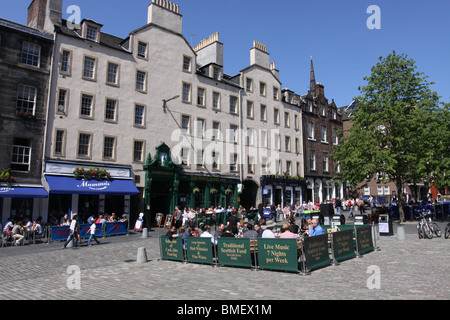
[
  {"xmin": 301, "ymin": 59, "xmax": 343, "ymax": 203},
  {"xmin": 0, "ymin": 17, "xmax": 53, "ymax": 225},
  {"xmin": 1, "ymin": 0, "xmax": 346, "ymax": 226}
]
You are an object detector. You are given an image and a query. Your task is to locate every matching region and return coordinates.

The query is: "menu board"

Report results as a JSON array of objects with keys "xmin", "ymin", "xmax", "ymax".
[
  {"xmin": 217, "ymin": 238, "xmax": 252, "ymax": 268},
  {"xmin": 156, "ymin": 213, "xmax": 164, "ymax": 228},
  {"xmin": 164, "ymin": 214, "xmax": 173, "ymax": 229},
  {"xmin": 257, "ymin": 238, "xmax": 299, "ymax": 273}
]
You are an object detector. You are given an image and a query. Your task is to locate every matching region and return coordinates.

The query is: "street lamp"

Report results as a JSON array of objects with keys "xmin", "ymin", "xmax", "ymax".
[{"xmin": 162, "ymin": 95, "xmax": 180, "ymax": 113}]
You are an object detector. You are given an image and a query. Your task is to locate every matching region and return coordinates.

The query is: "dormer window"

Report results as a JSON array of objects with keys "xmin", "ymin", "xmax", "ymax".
[
  {"xmin": 81, "ymin": 20, "xmax": 102, "ymax": 43},
  {"xmin": 86, "ymin": 26, "xmax": 98, "ymax": 41}
]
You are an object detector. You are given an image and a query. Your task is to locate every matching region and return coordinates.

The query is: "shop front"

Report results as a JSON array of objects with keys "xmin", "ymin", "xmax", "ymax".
[
  {"xmin": 260, "ymin": 175, "xmax": 306, "ymax": 207},
  {"xmin": 43, "ymin": 161, "xmax": 139, "ymax": 223},
  {"xmin": 0, "ymin": 185, "xmax": 48, "ymax": 225},
  {"xmin": 143, "ymin": 143, "xmax": 240, "ymax": 227}
]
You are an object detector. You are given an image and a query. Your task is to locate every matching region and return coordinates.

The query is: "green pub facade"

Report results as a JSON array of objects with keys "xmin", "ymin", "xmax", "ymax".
[{"xmin": 144, "ymin": 143, "xmax": 240, "ymax": 226}]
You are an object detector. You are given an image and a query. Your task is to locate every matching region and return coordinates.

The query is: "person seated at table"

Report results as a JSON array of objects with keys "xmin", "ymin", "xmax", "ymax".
[
  {"xmin": 288, "ymin": 217, "xmax": 299, "ymax": 234},
  {"xmin": 108, "ymin": 212, "xmax": 118, "ymax": 222},
  {"xmin": 177, "ymin": 226, "xmax": 190, "ymax": 249},
  {"xmin": 307, "ymin": 219, "xmax": 324, "ymax": 237},
  {"xmin": 11, "ymin": 220, "xmax": 25, "ymax": 246},
  {"xmin": 31, "ymin": 220, "xmax": 43, "ymax": 237},
  {"xmin": 215, "ymin": 224, "xmax": 225, "ymax": 238},
  {"xmin": 280, "ymin": 222, "xmax": 297, "ymax": 239},
  {"xmin": 166, "ymin": 225, "xmax": 179, "ymax": 240},
  {"xmin": 190, "ymin": 227, "xmax": 200, "ymax": 237},
  {"xmin": 254, "ymin": 223, "xmax": 264, "ymax": 238},
  {"xmin": 220, "ymin": 226, "xmax": 235, "ymax": 238},
  {"xmin": 200, "ymin": 225, "xmax": 217, "ymax": 245},
  {"xmin": 262, "ymin": 220, "xmax": 276, "ymax": 238},
  {"xmin": 282, "ymin": 205, "xmax": 291, "ymax": 220},
  {"xmin": 242, "ymin": 223, "xmax": 258, "ymax": 239},
  {"xmin": 299, "ymin": 219, "xmax": 309, "ymax": 234}
]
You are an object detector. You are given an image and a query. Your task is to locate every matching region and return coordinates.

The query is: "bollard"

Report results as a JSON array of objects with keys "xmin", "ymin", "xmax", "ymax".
[
  {"xmin": 142, "ymin": 228, "xmax": 148, "ymax": 238},
  {"xmin": 396, "ymin": 226, "xmax": 406, "ymax": 241},
  {"xmin": 137, "ymin": 247, "xmax": 148, "ymax": 264}
]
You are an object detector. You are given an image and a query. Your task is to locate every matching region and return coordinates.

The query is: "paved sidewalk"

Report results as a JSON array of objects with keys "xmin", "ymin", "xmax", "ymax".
[{"xmin": 0, "ymin": 221, "xmax": 448, "ymax": 300}]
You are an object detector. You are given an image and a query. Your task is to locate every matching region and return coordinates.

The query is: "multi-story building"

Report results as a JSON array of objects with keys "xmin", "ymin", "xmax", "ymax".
[
  {"xmin": 24, "ymin": 0, "xmax": 306, "ymax": 226},
  {"xmin": 0, "ymin": 16, "xmax": 53, "ymax": 225},
  {"xmin": 301, "ymin": 59, "xmax": 343, "ymax": 203}
]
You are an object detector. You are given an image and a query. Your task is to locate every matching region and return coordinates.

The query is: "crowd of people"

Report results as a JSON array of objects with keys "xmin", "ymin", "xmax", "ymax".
[
  {"xmin": 166, "ymin": 204, "xmax": 325, "ymax": 244},
  {"xmin": 1, "ymin": 216, "xmax": 44, "ymax": 246},
  {"xmin": 1, "ymin": 211, "xmax": 129, "ymax": 247}
]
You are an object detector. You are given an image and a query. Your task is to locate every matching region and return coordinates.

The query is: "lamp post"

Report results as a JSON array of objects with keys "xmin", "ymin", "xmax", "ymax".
[{"xmin": 162, "ymin": 95, "xmax": 180, "ymax": 113}]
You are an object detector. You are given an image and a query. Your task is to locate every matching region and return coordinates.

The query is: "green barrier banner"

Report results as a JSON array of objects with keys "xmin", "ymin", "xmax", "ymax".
[
  {"xmin": 160, "ymin": 236, "xmax": 184, "ymax": 262},
  {"xmin": 186, "ymin": 238, "xmax": 213, "ymax": 264},
  {"xmin": 196, "ymin": 214, "xmax": 213, "ymax": 227},
  {"xmin": 332, "ymin": 229, "xmax": 356, "ymax": 262},
  {"xmin": 355, "ymin": 225, "xmax": 374, "ymax": 255},
  {"xmin": 257, "ymin": 238, "xmax": 299, "ymax": 273},
  {"xmin": 217, "ymin": 238, "xmax": 252, "ymax": 268},
  {"xmin": 303, "ymin": 234, "xmax": 332, "ymax": 271}
]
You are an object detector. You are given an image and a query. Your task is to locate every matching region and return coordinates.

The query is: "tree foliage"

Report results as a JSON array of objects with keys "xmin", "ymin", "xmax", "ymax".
[{"xmin": 331, "ymin": 51, "xmax": 448, "ymax": 221}]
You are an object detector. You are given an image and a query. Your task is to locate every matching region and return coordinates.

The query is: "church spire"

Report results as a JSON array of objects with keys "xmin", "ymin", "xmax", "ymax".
[{"xmin": 310, "ymin": 56, "xmax": 316, "ymax": 96}]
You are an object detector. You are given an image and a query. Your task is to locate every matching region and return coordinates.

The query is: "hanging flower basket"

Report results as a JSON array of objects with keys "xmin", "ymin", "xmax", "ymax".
[
  {"xmin": 73, "ymin": 167, "xmax": 111, "ymax": 181},
  {"xmin": 0, "ymin": 169, "xmax": 14, "ymax": 188},
  {"xmin": 225, "ymin": 188, "xmax": 233, "ymax": 195},
  {"xmin": 210, "ymin": 188, "xmax": 218, "ymax": 195},
  {"xmin": 193, "ymin": 187, "xmax": 200, "ymax": 194}
]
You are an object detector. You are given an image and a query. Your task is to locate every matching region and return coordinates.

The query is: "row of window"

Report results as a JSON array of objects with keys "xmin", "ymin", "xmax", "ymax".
[
  {"xmin": 179, "ymin": 115, "xmax": 301, "ymax": 153},
  {"xmin": 364, "ymin": 186, "xmax": 391, "ymax": 196},
  {"xmin": 179, "ymin": 147, "xmax": 301, "ymax": 176},
  {"xmin": 305, "ymin": 99, "xmax": 338, "ymax": 120},
  {"xmin": 307, "ymin": 122, "xmax": 339, "ymax": 145},
  {"xmin": 245, "ymin": 77, "xmax": 280, "ymax": 101},
  {"xmin": 309, "ymin": 151, "xmax": 337, "ymax": 173},
  {"xmin": 182, "ymin": 82, "xmax": 301, "ymax": 126},
  {"xmin": 53, "ymin": 130, "xmax": 146, "ymax": 163},
  {"xmin": 57, "ymin": 89, "xmax": 147, "ymax": 127}
]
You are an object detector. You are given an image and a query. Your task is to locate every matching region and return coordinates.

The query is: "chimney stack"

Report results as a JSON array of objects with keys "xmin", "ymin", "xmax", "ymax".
[
  {"xmin": 27, "ymin": 0, "xmax": 62, "ymax": 34},
  {"xmin": 148, "ymin": 0, "xmax": 182, "ymax": 34}
]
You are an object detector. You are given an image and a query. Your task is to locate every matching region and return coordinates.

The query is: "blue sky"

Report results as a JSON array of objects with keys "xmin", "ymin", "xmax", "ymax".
[{"xmin": 3, "ymin": 0, "xmax": 450, "ymax": 107}]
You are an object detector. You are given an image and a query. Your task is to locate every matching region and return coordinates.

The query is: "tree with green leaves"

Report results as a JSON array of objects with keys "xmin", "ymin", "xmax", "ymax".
[{"xmin": 331, "ymin": 51, "xmax": 448, "ymax": 222}]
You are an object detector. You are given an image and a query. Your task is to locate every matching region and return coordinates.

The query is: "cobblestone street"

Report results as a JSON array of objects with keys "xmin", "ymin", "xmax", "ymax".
[{"xmin": 0, "ymin": 222, "xmax": 449, "ymax": 301}]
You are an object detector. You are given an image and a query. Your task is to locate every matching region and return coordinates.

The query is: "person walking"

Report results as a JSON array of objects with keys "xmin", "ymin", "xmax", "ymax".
[
  {"xmin": 87, "ymin": 220, "xmax": 101, "ymax": 246},
  {"xmin": 63, "ymin": 214, "xmax": 79, "ymax": 249}
]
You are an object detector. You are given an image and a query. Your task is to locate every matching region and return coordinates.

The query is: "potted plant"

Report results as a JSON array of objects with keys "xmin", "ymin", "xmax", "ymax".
[
  {"xmin": 225, "ymin": 188, "xmax": 233, "ymax": 195},
  {"xmin": 193, "ymin": 187, "xmax": 200, "ymax": 194},
  {"xmin": 210, "ymin": 188, "xmax": 218, "ymax": 195}
]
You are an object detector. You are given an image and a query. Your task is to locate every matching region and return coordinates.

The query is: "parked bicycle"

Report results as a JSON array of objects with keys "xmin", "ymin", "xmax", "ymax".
[{"xmin": 417, "ymin": 209, "xmax": 441, "ymax": 239}]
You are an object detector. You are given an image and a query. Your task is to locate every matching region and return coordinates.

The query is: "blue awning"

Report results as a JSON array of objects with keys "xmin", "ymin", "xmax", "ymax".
[
  {"xmin": 0, "ymin": 186, "xmax": 48, "ymax": 198},
  {"xmin": 46, "ymin": 176, "xmax": 139, "ymax": 195}
]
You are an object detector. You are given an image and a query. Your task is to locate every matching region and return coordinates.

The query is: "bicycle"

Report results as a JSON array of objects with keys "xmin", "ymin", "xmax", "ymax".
[{"xmin": 417, "ymin": 209, "xmax": 441, "ymax": 239}]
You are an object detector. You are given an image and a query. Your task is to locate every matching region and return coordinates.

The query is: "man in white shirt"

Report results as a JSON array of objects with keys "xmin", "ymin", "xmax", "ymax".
[
  {"xmin": 262, "ymin": 220, "xmax": 276, "ymax": 238},
  {"xmin": 63, "ymin": 214, "xmax": 79, "ymax": 249},
  {"xmin": 200, "ymin": 225, "xmax": 217, "ymax": 245}
]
